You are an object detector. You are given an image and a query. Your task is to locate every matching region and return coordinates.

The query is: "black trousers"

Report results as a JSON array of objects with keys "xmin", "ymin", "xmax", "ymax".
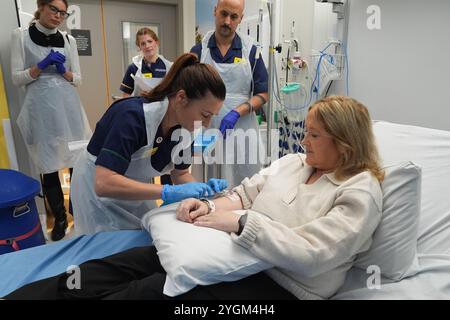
[
  {"xmin": 4, "ymin": 246, "xmax": 297, "ymax": 300},
  {"xmin": 41, "ymin": 169, "xmax": 73, "ymax": 216}
]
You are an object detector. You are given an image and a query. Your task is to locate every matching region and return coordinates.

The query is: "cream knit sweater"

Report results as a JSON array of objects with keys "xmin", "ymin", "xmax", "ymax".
[{"xmin": 231, "ymin": 153, "xmax": 383, "ymax": 299}]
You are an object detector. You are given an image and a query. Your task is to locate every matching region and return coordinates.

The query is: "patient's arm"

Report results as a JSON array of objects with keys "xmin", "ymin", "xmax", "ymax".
[
  {"xmin": 193, "ymin": 210, "xmax": 240, "ymax": 233},
  {"xmin": 176, "ymin": 155, "xmax": 292, "ymax": 222},
  {"xmin": 176, "ymin": 193, "xmax": 244, "ymax": 223},
  {"xmin": 212, "ymin": 191, "xmax": 244, "ymax": 210}
]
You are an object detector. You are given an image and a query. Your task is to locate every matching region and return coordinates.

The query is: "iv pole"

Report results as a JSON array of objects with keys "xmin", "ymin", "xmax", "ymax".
[{"xmin": 265, "ymin": 0, "xmax": 277, "ymax": 167}]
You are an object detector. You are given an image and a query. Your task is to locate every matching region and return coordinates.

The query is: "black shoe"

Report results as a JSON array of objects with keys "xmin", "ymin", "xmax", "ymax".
[
  {"xmin": 42, "ymin": 182, "xmax": 68, "ymax": 241},
  {"xmin": 51, "ymin": 218, "xmax": 68, "ymax": 241}
]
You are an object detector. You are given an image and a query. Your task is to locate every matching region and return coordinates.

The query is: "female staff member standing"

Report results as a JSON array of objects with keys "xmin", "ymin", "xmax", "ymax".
[
  {"xmin": 11, "ymin": 0, "xmax": 91, "ymax": 241},
  {"xmin": 120, "ymin": 28, "xmax": 173, "ymax": 186},
  {"xmin": 120, "ymin": 28, "xmax": 172, "ymax": 97},
  {"xmin": 71, "ymin": 53, "xmax": 228, "ymax": 236}
]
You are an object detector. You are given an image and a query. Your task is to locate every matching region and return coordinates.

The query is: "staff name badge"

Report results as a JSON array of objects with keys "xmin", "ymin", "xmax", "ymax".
[
  {"xmin": 234, "ymin": 57, "xmax": 246, "ymax": 64},
  {"xmin": 150, "ymin": 147, "xmax": 159, "ymax": 156},
  {"xmin": 143, "ymin": 73, "xmax": 153, "ymax": 78}
]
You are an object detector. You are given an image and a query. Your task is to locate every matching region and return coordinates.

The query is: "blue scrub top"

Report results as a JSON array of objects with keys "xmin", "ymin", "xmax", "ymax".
[
  {"xmin": 87, "ymin": 97, "xmax": 191, "ymax": 175},
  {"xmin": 120, "ymin": 57, "xmax": 168, "ymax": 95},
  {"xmin": 190, "ymin": 33, "xmax": 268, "ymax": 95}
]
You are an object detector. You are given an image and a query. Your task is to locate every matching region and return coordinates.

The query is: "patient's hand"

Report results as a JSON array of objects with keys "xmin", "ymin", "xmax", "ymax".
[
  {"xmin": 193, "ymin": 210, "xmax": 240, "ymax": 233},
  {"xmin": 176, "ymin": 198, "xmax": 209, "ymax": 223}
]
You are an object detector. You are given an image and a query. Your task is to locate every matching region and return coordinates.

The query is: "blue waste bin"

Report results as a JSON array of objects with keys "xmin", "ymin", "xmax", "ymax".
[{"xmin": 0, "ymin": 169, "xmax": 46, "ymax": 255}]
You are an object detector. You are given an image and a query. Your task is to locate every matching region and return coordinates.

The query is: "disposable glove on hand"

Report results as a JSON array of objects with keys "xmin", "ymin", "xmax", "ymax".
[
  {"xmin": 206, "ymin": 178, "xmax": 228, "ymax": 193},
  {"xmin": 37, "ymin": 49, "xmax": 66, "ymax": 70},
  {"xmin": 55, "ymin": 62, "xmax": 66, "ymax": 74},
  {"xmin": 161, "ymin": 182, "xmax": 214, "ymax": 205},
  {"xmin": 50, "ymin": 50, "xmax": 66, "ymax": 64},
  {"xmin": 219, "ymin": 110, "xmax": 240, "ymax": 139}
]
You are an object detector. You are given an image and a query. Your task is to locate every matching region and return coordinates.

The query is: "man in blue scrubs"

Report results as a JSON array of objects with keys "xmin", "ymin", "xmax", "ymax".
[{"xmin": 191, "ymin": 0, "xmax": 269, "ymax": 188}]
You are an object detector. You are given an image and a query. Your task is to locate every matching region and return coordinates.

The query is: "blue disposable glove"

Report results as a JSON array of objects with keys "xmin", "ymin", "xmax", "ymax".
[
  {"xmin": 207, "ymin": 178, "xmax": 228, "ymax": 193},
  {"xmin": 37, "ymin": 49, "xmax": 66, "ymax": 70},
  {"xmin": 55, "ymin": 62, "xmax": 66, "ymax": 74},
  {"xmin": 53, "ymin": 51, "xmax": 66, "ymax": 64},
  {"xmin": 219, "ymin": 110, "xmax": 240, "ymax": 139},
  {"xmin": 161, "ymin": 182, "xmax": 214, "ymax": 205}
]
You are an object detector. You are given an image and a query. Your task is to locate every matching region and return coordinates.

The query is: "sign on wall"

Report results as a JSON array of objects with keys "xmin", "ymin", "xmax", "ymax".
[{"xmin": 70, "ymin": 29, "xmax": 92, "ymax": 56}]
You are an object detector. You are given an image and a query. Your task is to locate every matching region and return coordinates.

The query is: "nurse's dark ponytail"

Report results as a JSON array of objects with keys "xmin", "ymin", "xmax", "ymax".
[{"xmin": 144, "ymin": 53, "xmax": 226, "ymax": 102}]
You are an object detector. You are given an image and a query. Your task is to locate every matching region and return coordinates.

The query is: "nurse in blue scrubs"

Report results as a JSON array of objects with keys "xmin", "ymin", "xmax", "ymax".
[
  {"xmin": 71, "ymin": 53, "xmax": 228, "ymax": 235},
  {"xmin": 120, "ymin": 27, "xmax": 172, "ymax": 97}
]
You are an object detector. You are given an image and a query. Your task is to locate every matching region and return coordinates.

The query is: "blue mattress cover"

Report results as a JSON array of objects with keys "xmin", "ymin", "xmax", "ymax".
[{"xmin": 0, "ymin": 230, "xmax": 152, "ymax": 297}]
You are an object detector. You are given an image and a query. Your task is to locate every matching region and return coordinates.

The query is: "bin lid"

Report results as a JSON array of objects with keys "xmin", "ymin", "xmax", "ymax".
[{"xmin": 0, "ymin": 169, "xmax": 41, "ymax": 208}]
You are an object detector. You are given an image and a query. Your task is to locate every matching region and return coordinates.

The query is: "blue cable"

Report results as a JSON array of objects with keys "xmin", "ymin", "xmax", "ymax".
[
  {"xmin": 307, "ymin": 50, "xmax": 326, "ymax": 107},
  {"xmin": 315, "ymin": 42, "xmax": 333, "ymax": 101},
  {"xmin": 308, "ymin": 53, "xmax": 321, "ymax": 106},
  {"xmin": 316, "ymin": 56, "xmax": 321, "ymax": 100},
  {"xmin": 320, "ymin": 42, "xmax": 333, "ymax": 54},
  {"xmin": 308, "ymin": 41, "xmax": 346, "ymax": 106}
]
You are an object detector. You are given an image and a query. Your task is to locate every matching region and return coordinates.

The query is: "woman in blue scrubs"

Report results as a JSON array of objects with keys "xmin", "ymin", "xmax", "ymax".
[
  {"xmin": 71, "ymin": 53, "xmax": 228, "ymax": 235},
  {"xmin": 120, "ymin": 27, "xmax": 172, "ymax": 97}
]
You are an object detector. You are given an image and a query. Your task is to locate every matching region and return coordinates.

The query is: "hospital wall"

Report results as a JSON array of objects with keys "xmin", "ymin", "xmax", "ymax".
[
  {"xmin": 329, "ymin": 0, "xmax": 450, "ymax": 131},
  {"xmin": 278, "ymin": 0, "xmax": 450, "ymax": 131}
]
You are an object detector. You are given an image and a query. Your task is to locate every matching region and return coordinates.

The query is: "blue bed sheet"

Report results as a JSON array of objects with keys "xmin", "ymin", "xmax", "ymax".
[{"xmin": 0, "ymin": 230, "xmax": 152, "ymax": 297}]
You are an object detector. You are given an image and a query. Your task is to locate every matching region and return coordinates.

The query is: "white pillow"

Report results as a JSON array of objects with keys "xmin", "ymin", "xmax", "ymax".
[
  {"xmin": 354, "ymin": 161, "xmax": 421, "ymax": 280},
  {"xmin": 141, "ymin": 203, "xmax": 271, "ymax": 297}
]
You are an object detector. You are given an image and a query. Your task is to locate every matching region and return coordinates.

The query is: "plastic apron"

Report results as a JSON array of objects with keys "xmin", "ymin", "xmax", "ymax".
[
  {"xmin": 16, "ymin": 27, "xmax": 92, "ymax": 174},
  {"xmin": 131, "ymin": 55, "xmax": 172, "ymax": 96},
  {"xmin": 71, "ymin": 99, "xmax": 175, "ymax": 235},
  {"xmin": 194, "ymin": 31, "xmax": 264, "ymax": 188}
]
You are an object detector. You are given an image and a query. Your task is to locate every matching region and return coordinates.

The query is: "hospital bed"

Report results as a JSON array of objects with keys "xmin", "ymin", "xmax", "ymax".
[{"xmin": 1, "ymin": 121, "xmax": 450, "ymax": 299}]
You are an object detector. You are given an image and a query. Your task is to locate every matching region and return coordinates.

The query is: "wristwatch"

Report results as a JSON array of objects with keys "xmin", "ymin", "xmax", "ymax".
[
  {"xmin": 237, "ymin": 214, "xmax": 248, "ymax": 235},
  {"xmin": 199, "ymin": 198, "xmax": 215, "ymax": 214}
]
